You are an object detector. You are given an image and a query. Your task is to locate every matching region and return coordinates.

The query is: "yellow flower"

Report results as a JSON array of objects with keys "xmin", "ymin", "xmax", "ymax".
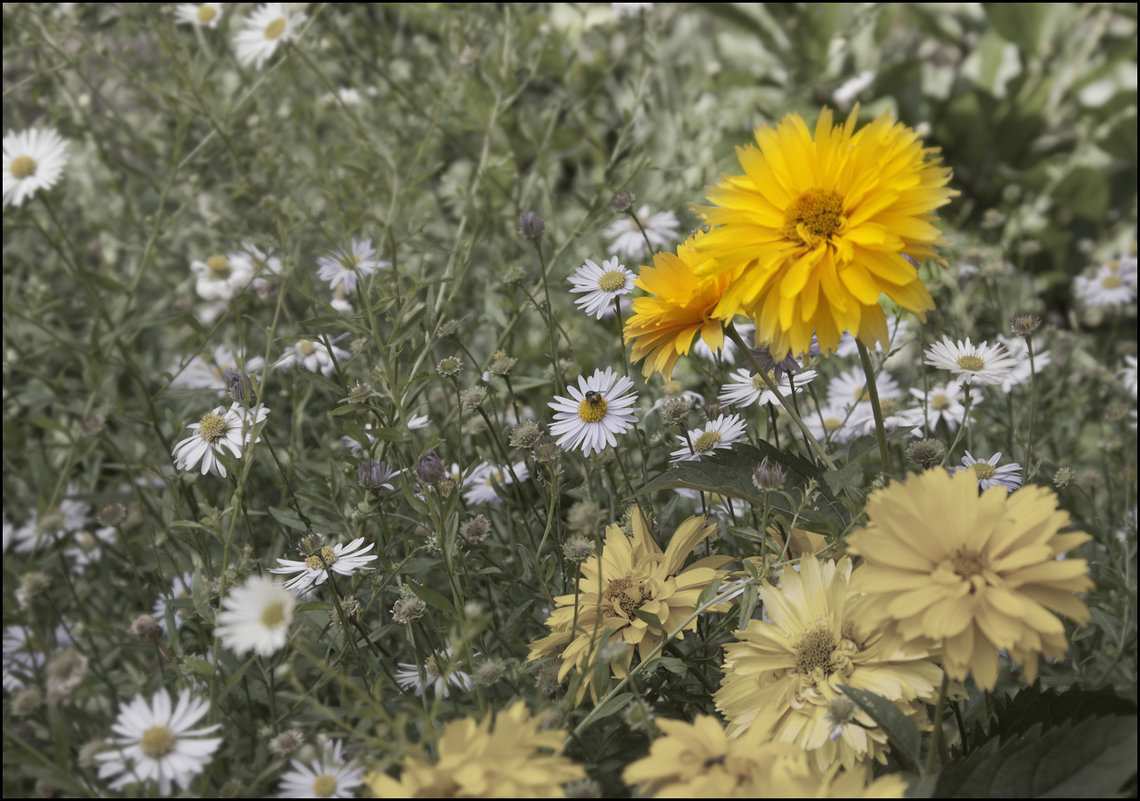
[
  {"xmin": 846, "ymin": 470, "xmax": 1093, "ymax": 691},
  {"xmin": 716, "ymin": 555, "xmax": 941, "ymax": 772},
  {"xmin": 622, "ymin": 714, "xmax": 908, "ymax": 798},
  {"xmin": 623, "ymin": 231, "xmax": 743, "ymax": 380},
  {"xmin": 528, "ymin": 508, "xmax": 730, "ymax": 704},
  {"xmin": 695, "ymin": 105, "xmax": 957, "ymax": 357},
  {"xmin": 364, "ymin": 701, "xmax": 583, "ymax": 798}
]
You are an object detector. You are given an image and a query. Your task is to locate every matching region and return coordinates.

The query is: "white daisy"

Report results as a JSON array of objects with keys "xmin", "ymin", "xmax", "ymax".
[
  {"xmin": 3, "ymin": 127, "xmax": 69, "ymax": 208},
  {"xmin": 567, "ymin": 256, "xmax": 636, "ymax": 319},
  {"xmin": 804, "ymin": 403, "xmax": 858, "ymax": 445},
  {"xmin": 461, "ymin": 461, "xmax": 530, "ymax": 506},
  {"xmin": 3, "ymin": 625, "xmax": 46, "ymax": 692},
  {"xmin": 394, "ymin": 647, "xmax": 473, "ymax": 698},
  {"xmin": 692, "ymin": 320, "xmax": 755, "ymax": 363},
  {"xmin": 275, "ymin": 337, "xmax": 350, "ymax": 377},
  {"xmin": 548, "ymin": 367, "xmax": 638, "ymax": 456},
  {"xmin": 603, "ymin": 204, "xmax": 681, "ymax": 260},
  {"xmin": 671, "ymin": 413, "xmax": 747, "ymax": 463},
  {"xmin": 64, "ymin": 526, "xmax": 116, "ymax": 573},
  {"xmin": 1119, "ymin": 355, "xmax": 1138, "ymax": 400},
  {"xmin": 94, "ymin": 689, "xmax": 222, "ymax": 796},
  {"xmin": 216, "ymin": 574, "xmax": 295, "ymax": 657},
  {"xmin": 718, "ymin": 368, "xmax": 818, "ymax": 409},
  {"xmin": 407, "ymin": 413, "xmax": 430, "ymax": 430},
  {"xmin": 953, "ymin": 450, "xmax": 1024, "ymax": 492},
  {"xmin": 170, "ymin": 345, "xmax": 265, "ymax": 394},
  {"xmin": 233, "ymin": 2, "xmax": 305, "ymax": 69},
  {"xmin": 154, "ymin": 571, "xmax": 196, "ymax": 631},
  {"xmin": 924, "ymin": 337, "xmax": 1019, "ymax": 387},
  {"xmin": 277, "ymin": 740, "xmax": 364, "ymax": 799},
  {"xmin": 242, "ymin": 241, "xmax": 284, "ymax": 296},
  {"xmin": 172, "ymin": 402, "xmax": 269, "ymax": 478},
  {"xmin": 826, "ymin": 365, "xmax": 901, "ymax": 408},
  {"xmin": 268, "ymin": 537, "xmax": 378, "ymax": 595},
  {"xmin": 316, "ymin": 237, "xmax": 388, "ymax": 294},
  {"xmin": 909, "ymin": 382, "xmax": 972, "ymax": 431},
  {"xmin": 174, "ymin": 3, "xmax": 222, "ymax": 27},
  {"xmin": 995, "ymin": 334, "xmax": 1051, "ymax": 393},
  {"xmin": 10, "ymin": 485, "xmax": 92, "ymax": 553},
  {"xmin": 190, "ymin": 251, "xmax": 255, "ymax": 301},
  {"xmin": 1074, "ymin": 262, "xmax": 1137, "ymax": 307},
  {"xmin": 847, "ymin": 397, "xmax": 924, "ymax": 437}
]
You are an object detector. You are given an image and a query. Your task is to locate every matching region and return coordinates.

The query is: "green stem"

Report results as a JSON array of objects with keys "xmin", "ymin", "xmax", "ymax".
[
  {"xmin": 856, "ymin": 340, "xmax": 891, "ymax": 478},
  {"xmin": 924, "ymin": 671, "xmax": 951, "ymax": 775}
]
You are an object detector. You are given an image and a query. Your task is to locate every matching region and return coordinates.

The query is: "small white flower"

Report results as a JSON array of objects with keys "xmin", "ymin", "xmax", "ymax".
[
  {"xmin": 718, "ymin": 368, "xmax": 818, "ymax": 409},
  {"xmin": 995, "ymin": 334, "xmax": 1051, "ymax": 393},
  {"xmin": 1119, "ymin": 355, "xmax": 1138, "ymax": 400},
  {"xmin": 953, "ymin": 451, "xmax": 1024, "ymax": 492},
  {"xmin": 154, "ymin": 571, "xmax": 196, "ymax": 631},
  {"xmin": 174, "ymin": 3, "xmax": 222, "ymax": 27},
  {"xmin": 406, "ymin": 413, "xmax": 430, "ymax": 430},
  {"xmin": 462, "ymin": 461, "xmax": 530, "ymax": 506},
  {"xmin": 64, "ymin": 526, "xmax": 116, "ymax": 574},
  {"xmin": 835, "ymin": 317, "xmax": 912, "ymax": 358},
  {"xmin": 924, "ymin": 337, "xmax": 1019, "ymax": 387},
  {"xmin": 277, "ymin": 740, "xmax": 364, "ymax": 799},
  {"xmin": 3, "ymin": 625, "xmax": 46, "ymax": 692},
  {"xmin": 827, "ymin": 366, "xmax": 901, "ymax": 408},
  {"xmin": 170, "ymin": 345, "xmax": 265, "ymax": 394},
  {"xmin": 3, "ymin": 127, "xmax": 69, "ymax": 208},
  {"xmin": 316, "ymin": 237, "xmax": 388, "ymax": 294},
  {"xmin": 671, "ymin": 413, "xmax": 747, "ymax": 463},
  {"xmin": 548, "ymin": 367, "xmax": 638, "ymax": 456},
  {"xmin": 603, "ymin": 204, "xmax": 680, "ymax": 260},
  {"xmin": 568, "ymin": 256, "xmax": 636, "ymax": 319},
  {"xmin": 909, "ymin": 382, "xmax": 972, "ymax": 432},
  {"xmin": 172, "ymin": 402, "xmax": 269, "ymax": 479},
  {"xmin": 268, "ymin": 537, "xmax": 378, "ymax": 595},
  {"xmin": 233, "ymin": 2, "xmax": 305, "ymax": 69},
  {"xmin": 1074, "ymin": 262, "xmax": 1137, "ymax": 307},
  {"xmin": 394, "ymin": 647, "xmax": 473, "ymax": 698},
  {"xmin": 832, "ymin": 69, "xmax": 875, "ymax": 109},
  {"xmin": 190, "ymin": 252, "xmax": 255, "ymax": 301},
  {"xmin": 847, "ymin": 398, "xmax": 924, "ymax": 437},
  {"xmin": 10, "ymin": 486, "xmax": 92, "ymax": 553},
  {"xmin": 94, "ymin": 689, "xmax": 222, "ymax": 796},
  {"xmin": 242, "ymin": 241, "xmax": 284, "ymax": 296},
  {"xmin": 275, "ymin": 337, "xmax": 350, "ymax": 377},
  {"xmin": 804, "ymin": 403, "xmax": 858, "ymax": 445},
  {"xmin": 216, "ymin": 574, "xmax": 296, "ymax": 657}
]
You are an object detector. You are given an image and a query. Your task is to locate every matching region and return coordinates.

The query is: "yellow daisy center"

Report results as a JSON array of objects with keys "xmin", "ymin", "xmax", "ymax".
[
  {"xmin": 9, "ymin": 154, "xmax": 37, "ymax": 179},
  {"xmin": 970, "ymin": 462, "xmax": 996, "ymax": 480},
  {"xmin": 1100, "ymin": 274, "xmax": 1123, "ymax": 289},
  {"xmin": 140, "ymin": 725, "xmax": 176, "ymax": 758},
  {"xmin": 424, "ymin": 655, "xmax": 441, "ymax": 680},
  {"xmin": 577, "ymin": 395, "xmax": 609, "ymax": 423},
  {"xmin": 822, "ymin": 416, "xmax": 841, "ymax": 432},
  {"xmin": 794, "ymin": 625, "xmax": 836, "ymax": 676},
  {"xmin": 197, "ymin": 4, "xmax": 217, "ymax": 23},
  {"xmin": 956, "ymin": 355, "xmax": 985, "ymax": 371},
  {"xmin": 304, "ymin": 546, "xmax": 338, "ymax": 571},
  {"xmin": 879, "ymin": 398, "xmax": 896, "ymax": 415},
  {"xmin": 931, "ymin": 393, "xmax": 950, "ymax": 410},
  {"xmin": 261, "ymin": 601, "xmax": 287, "ymax": 629},
  {"xmin": 750, "ymin": 371, "xmax": 776, "ymax": 391},
  {"xmin": 604, "ymin": 576, "xmax": 645, "ymax": 618},
  {"xmin": 950, "ymin": 547, "xmax": 990, "ymax": 581},
  {"xmin": 205, "ymin": 254, "xmax": 232, "ymax": 279},
  {"xmin": 298, "ymin": 339, "xmax": 316, "ymax": 356},
  {"xmin": 597, "ymin": 270, "xmax": 627, "ymax": 293},
  {"xmin": 692, "ymin": 430, "xmax": 722, "ymax": 453},
  {"xmin": 782, "ymin": 188, "xmax": 845, "ymax": 247},
  {"xmin": 197, "ymin": 411, "xmax": 228, "ymax": 443},
  {"xmin": 312, "ymin": 774, "xmax": 339, "ymax": 797},
  {"xmin": 264, "ymin": 17, "xmax": 287, "ymax": 40}
]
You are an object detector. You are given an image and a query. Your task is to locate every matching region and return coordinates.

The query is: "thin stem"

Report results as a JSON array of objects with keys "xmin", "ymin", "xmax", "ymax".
[
  {"xmin": 856, "ymin": 340, "xmax": 891, "ymax": 478},
  {"xmin": 924, "ymin": 671, "xmax": 951, "ymax": 775}
]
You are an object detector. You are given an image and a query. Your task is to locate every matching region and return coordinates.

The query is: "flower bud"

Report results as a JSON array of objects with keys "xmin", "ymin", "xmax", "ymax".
[{"xmin": 519, "ymin": 211, "xmax": 545, "ymax": 240}]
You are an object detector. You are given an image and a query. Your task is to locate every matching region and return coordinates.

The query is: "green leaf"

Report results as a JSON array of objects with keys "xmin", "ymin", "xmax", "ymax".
[
  {"xmin": 592, "ymin": 692, "xmax": 634, "ymax": 721},
  {"xmin": 984, "ymin": 3, "xmax": 1049, "ymax": 55},
  {"xmin": 838, "ymin": 685, "xmax": 921, "ymax": 773},
  {"xmin": 406, "ymin": 579, "xmax": 455, "ymax": 615}
]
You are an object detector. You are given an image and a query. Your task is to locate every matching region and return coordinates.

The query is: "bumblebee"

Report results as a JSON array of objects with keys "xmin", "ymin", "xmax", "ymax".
[{"xmin": 584, "ymin": 390, "xmax": 604, "ymax": 405}]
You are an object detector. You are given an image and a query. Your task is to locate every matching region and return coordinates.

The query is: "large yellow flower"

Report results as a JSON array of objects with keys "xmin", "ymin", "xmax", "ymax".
[
  {"xmin": 528, "ymin": 508, "xmax": 730, "ymax": 704},
  {"xmin": 364, "ymin": 701, "xmax": 584, "ymax": 798},
  {"xmin": 695, "ymin": 105, "xmax": 956, "ymax": 357},
  {"xmin": 622, "ymin": 714, "xmax": 908, "ymax": 798},
  {"xmin": 623, "ymin": 231, "xmax": 743, "ymax": 379},
  {"xmin": 846, "ymin": 470, "xmax": 1093, "ymax": 691},
  {"xmin": 715, "ymin": 555, "xmax": 941, "ymax": 773}
]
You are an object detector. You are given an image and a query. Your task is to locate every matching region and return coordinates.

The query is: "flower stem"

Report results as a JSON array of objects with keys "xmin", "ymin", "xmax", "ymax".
[
  {"xmin": 856, "ymin": 340, "xmax": 891, "ymax": 478},
  {"xmin": 924, "ymin": 671, "xmax": 951, "ymax": 775}
]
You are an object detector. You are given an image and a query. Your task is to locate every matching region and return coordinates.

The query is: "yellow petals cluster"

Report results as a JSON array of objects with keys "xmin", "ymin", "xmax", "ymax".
[
  {"xmin": 695, "ymin": 105, "xmax": 957, "ymax": 357},
  {"xmin": 716, "ymin": 555, "xmax": 941, "ymax": 772},
  {"xmin": 622, "ymin": 714, "xmax": 908, "ymax": 798},
  {"xmin": 623, "ymin": 231, "xmax": 742, "ymax": 379},
  {"xmin": 846, "ymin": 470, "xmax": 1093, "ymax": 691},
  {"xmin": 528, "ymin": 508, "xmax": 729, "ymax": 704},
  {"xmin": 364, "ymin": 702, "xmax": 584, "ymax": 798}
]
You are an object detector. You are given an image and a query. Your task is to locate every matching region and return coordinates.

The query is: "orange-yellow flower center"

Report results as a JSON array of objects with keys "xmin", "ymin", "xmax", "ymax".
[
  {"xmin": 577, "ymin": 395, "xmax": 609, "ymax": 423},
  {"xmin": 794, "ymin": 626, "xmax": 836, "ymax": 676},
  {"xmin": 1100, "ymin": 274, "xmax": 1123, "ymax": 289},
  {"xmin": 304, "ymin": 546, "xmax": 338, "ymax": 571},
  {"xmin": 692, "ymin": 430, "xmax": 722, "ymax": 453},
  {"xmin": 206, "ymin": 254, "xmax": 232, "ymax": 279},
  {"xmin": 970, "ymin": 462, "xmax": 996, "ymax": 480},
  {"xmin": 931, "ymin": 393, "xmax": 950, "ymax": 410},
  {"xmin": 298, "ymin": 339, "xmax": 317, "ymax": 356},
  {"xmin": 197, "ymin": 411, "xmax": 228, "ymax": 443},
  {"xmin": 261, "ymin": 601, "xmax": 287, "ymax": 628},
  {"xmin": 604, "ymin": 576, "xmax": 645, "ymax": 618},
  {"xmin": 750, "ymin": 371, "xmax": 776, "ymax": 391},
  {"xmin": 956, "ymin": 355, "xmax": 985, "ymax": 371},
  {"xmin": 9, "ymin": 155, "xmax": 36, "ymax": 179},
  {"xmin": 264, "ymin": 17, "xmax": 287, "ymax": 40},
  {"xmin": 597, "ymin": 270, "xmax": 627, "ymax": 293},
  {"xmin": 782, "ymin": 188, "xmax": 845, "ymax": 247},
  {"xmin": 197, "ymin": 4, "xmax": 217, "ymax": 23},
  {"xmin": 950, "ymin": 547, "xmax": 990, "ymax": 582},
  {"xmin": 312, "ymin": 775, "xmax": 338, "ymax": 797},
  {"xmin": 140, "ymin": 725, "xmax": 176, "ymax": 758}
]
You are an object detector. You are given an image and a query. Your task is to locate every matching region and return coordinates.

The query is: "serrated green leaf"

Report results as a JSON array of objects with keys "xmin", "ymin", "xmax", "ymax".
[{"xmin": 839, "ymin": 685, "xmax": 921, "ymax": 773}]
